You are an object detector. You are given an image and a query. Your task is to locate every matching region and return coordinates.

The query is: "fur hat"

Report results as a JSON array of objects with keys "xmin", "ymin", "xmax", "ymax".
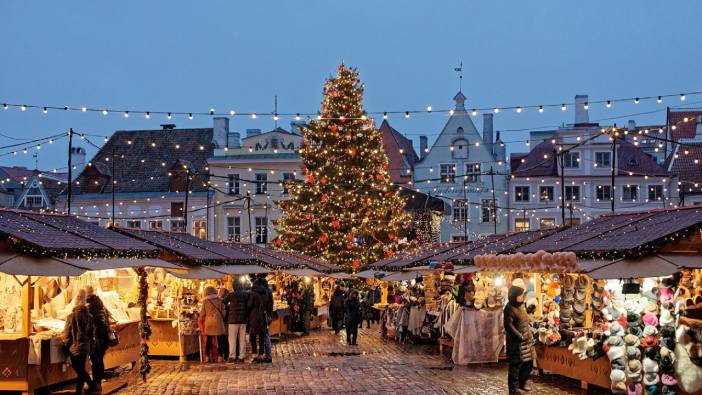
[
  {"xmin": 627, "ymin": 382, "xmax": 643, "ymax": 395},
  {"xmin": 643, "ymin": 357, "xmax": 659, "ymax": 373},
  {"xmin": 659, "ymin": 306, "xmax": 675, "ymax": 327},
  {"xmin": 642, "ymin": 335, "xmax": 660, "ymax": 348},
  {"xmin": 607, "ymin": 346, "xmax": 626, "ymax": 362},
  {"xmin": 661, "ymin": 385, "xmax": 677, "ymax": 395},
  {"xmin": 610, "ymin": 321, "xmax": 625, "ymax": 337},
  {"xmin": 644, "ymin": 372, "xmax": 660, "ymax": 386},
  {"xmin": 643, "ymin": 312, "xmax": 659, "ymax": 327},
  {"xmin": 646, "ymin": 384, "xmax": 661, "ymax": 395},
  {"xmin": 626, "ymin": 359, "xmax": 643, "ymax": 382},
  {"xmin": 675, "ymin": 341, "xmax": 702, "ymax": 393},
  {"xmin": 645, "ymin": 347, "xmax": 660, "ymax": 361},
  {"xmin": 644, "ymin": 325, "xmax": 659, "ymax": 337},
  {"xmin": 660, "ymin": 347, "xmax": 675, "ymax": 371},
  {"xmin": 627, "ymin": 311, "xmax": 643, "ymax": 327},
  {"xmin": 625, "ymin": 333, "xmax": 641, "ymax": 347},
  {"xmin": 626, "ymin": 346, "xmax": 641, "ymax": 361},
  {"xmin": 628, "ymin": 326, "xmax": 643, "ymax": 337},
  {"xmin": 661, "ymin": 373, "xmax": 677, "ymax": 386},
  {"xmin": 610, "ymin": 369, "xmax": 627, "ymax": 393}
]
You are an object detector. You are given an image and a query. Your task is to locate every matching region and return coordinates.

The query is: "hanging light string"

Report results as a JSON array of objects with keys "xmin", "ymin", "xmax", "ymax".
[{"xmin": 2, "ymin": 90, "xmax": 700, "ymax": 121}]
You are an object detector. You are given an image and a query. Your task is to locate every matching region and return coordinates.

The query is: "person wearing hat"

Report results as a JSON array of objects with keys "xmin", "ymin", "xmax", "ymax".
[{"xmin": 504, "ymin": 286, "xmax": 534, "ymax": 394}]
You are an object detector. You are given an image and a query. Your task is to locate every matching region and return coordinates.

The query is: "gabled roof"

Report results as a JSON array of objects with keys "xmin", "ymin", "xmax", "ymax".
[
  {"xmin": 379, "ymin": 120, "xmax": 417, "ymax": 186},
  {"xmin": 669, "ymin": 110, "xmax": 702, "ymax": 141},
  {"xmin": 511, "ymin": 141, "xmax": 557, "ymax": 177},
  {"xmin": 72, "ymin": 128, "xmax": 214, "ymax": 194}
]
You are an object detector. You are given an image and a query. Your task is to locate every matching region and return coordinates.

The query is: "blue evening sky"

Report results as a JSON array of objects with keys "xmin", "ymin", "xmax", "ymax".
[{"xmin": 1, "ymin": 1, "xmax": 701, "ymax": 171}]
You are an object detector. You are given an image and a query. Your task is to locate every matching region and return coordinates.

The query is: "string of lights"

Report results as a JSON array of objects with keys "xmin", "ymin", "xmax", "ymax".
[{"xmin": 2, "ymin": 90, "xmax": 700, "ymax": 122}]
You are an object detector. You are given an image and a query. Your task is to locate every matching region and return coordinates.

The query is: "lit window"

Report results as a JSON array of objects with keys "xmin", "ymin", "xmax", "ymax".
[
  {"xmin": 515, "ymin": 218, "xmax": 530, "ymax": 232},
  {"xmin": 515, "ymin": 186, "xmax": 530, "ymax": 202},
  {"xmin": 440, "ymin": 164, "xmax": 455, "ymax": 183}
]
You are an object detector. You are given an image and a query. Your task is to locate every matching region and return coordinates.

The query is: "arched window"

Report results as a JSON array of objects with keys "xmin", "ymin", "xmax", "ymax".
[{"xmin": 457, "ymin": 127, "xmax": 464, "ymax": 134}]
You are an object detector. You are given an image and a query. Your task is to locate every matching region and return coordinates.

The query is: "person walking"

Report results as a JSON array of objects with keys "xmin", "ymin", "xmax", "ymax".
[
  {"xmin": 86, "ymin": 286, "xmax": 111, "ymax": 392},
  {"xmin": 249, "ymin": 276, "xmax": 273, "ymax": 363},
  {"xmin": 63, "ymin": 289, "xmax": 96, "ymax": 395},
  {"xmin": 217, "ymin": 287, "xmax": 229, "ymax": 361},
  {"xmin": 344, "ymin": 290, "xmax": 361, "ymax": 346},
  {"xmin": 222, "ymin": 279, "xmax": 250, "ymax": 362},
  {"xmin": 200, "ymin": 286, "xmax": 226, "ymax": 363},
  {"xmin": 504, "ymin": 285, "xmax": 534, "ymax": 394},
  {"xmin": 330, "ymin": 286, "xmax": 345, "ymax": 334}
]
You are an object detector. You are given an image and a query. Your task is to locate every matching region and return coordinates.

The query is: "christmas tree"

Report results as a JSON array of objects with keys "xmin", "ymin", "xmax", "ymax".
[{"xmin": 274, "ymin": 64, "xmax": 410, "ymax": 270}]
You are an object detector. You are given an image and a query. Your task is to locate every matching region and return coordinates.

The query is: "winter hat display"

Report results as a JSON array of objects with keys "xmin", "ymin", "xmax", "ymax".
[
  {"xmin": 626, "ymin": 359, "xmax": 643, "ymax": 382},
  {"xmin": 643, "ymin": 325, "xmax": 658, "ymax": 337},
  {"xmin": 643, "ymin": 357, "xmax": 660, "ymax": 373},
  {"xmin": 674, "ymin": 341, "xmax": 702, "ymax": 393},
  {"xmin": 624, "ymin": 333, "xmax": 641, "ymax": 348},
  {"xmin": 559, "ymin": 275, "xmax": 575, "ymax": 330},
  {"xmin": 659, "ymin": 304, "xmax": 675, "ymax": 327},
  {"xmin": 643, "ymin": 312, "xmax": 659, "ymax": 328},
  {"xmin": 645, "ymin": 384, "xmax": 661, "ymax": 395},
  {"xmin": 570, "ymin": 275, "xmax": 588, "ymax": 327},
  {"xmin": 627, "ymin": 382, "xmax": 643, "ymax": 395}
]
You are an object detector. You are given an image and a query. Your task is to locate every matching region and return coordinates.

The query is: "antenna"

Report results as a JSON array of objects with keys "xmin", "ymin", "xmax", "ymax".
[
  {"xmin": 454, "ymin": 61, "xmax": 463, "ymax": 92},
  {"xmin": 274, "ymin": 95, "xmax": 278, "ymax": 128},
  {"xmin": 33, "ymin": 153, "xmax": 38, "ymax": 170}
]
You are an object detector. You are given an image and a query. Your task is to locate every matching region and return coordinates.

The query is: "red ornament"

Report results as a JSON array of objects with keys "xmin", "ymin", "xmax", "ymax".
[
  {"xmin": 306, "ymin": 174, "xmax": 316, "ymax": 183},
  {"xmin": 346, "ymin": 243, "xmax": 354, "ymax": 250},
  {"xmin": 288, "ymin": 236, "xmax": 296, "ymax": 243},
  {"xmin": 331, "ymin": 125, "xmax": 338, "ymax": 132},
  {"xmin": 375, "ymin": 174, "xmax": 383, "ymax": 181},
  {"xmin": 386, "ymin": 250, "xmax": 395, "ymax": 257},
  {"xmin": 388, "ymin": 234, "xmax": 395, "ymax": 241},
  {"xmin": 352, "ymin": 260, "xmax": 360, "ymax": 270},
  {"xmin": 330, "ymin": 219, "xmax": 340, "ymax": 229},
  {"xmin": 273, "ymin": 238, "xmax": 282, "ymax": 246},
  {"xmin": 321, "ymin": 194, "xmax": 328, "ymax": 203},
  {"xmin": 319, "ymin": 234, "xmax": 329, "ymax": 244},
  {"xmin": 320, "ymin": 176, "xmax": 328, "ymax": 185},
  {"xmin": 348, "ymin": 148, "xmax": 357, "ymax": 157}
]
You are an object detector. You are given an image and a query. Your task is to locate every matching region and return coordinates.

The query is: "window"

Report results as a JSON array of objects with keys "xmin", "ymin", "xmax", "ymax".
[
  {"xmin": 109, "ymin": 220, "xmax": 121, "ymax": 228},
  {"xmin": 227, "ymin": 216, "xmax": 241, "ymax": 242},
  {"xmin": 539, "ymin": 186, "xmax": 554, "ymax": 202},
  {"xmin": 255, "ymin": 217, "xmax": 268, "ymax": 244},
  {"xmin": 565, "ymin": 218, "xmax": 581, "ymax": 227},
  {"xmin": 440, "ymin": 164, "xmax": 455, "ymax": 183},
  {"xmin": 596, "ymin": 185, "xmax": 612, "ymax": 202},
  {"xmin": 170, "ymin": 202, "xmax": 184, "ymax": 218},
  {"xmin": 282, "ymin": 173, "xmax": 295, "ymax": 195},
  {"xmin": 25, "ymin": 196, "xmax": 43, "ymax": 207},
  {"xmin": 515, "ymin": 218, "xmax": 530, "ymax": 232},
  {"xmin": 228, "ymin": 174, "xmax": 240, "ymax": 195},
  {"xmin": 148, "ymin": 220, "xmax": 163, "ymax": 230},
  {"xmin": 539, "ymin": 218, "xmax": 556, "ymax": 229},
  {"xmin": 193, "ymin": 220, "xmax": 207, "ymax": 240},
  {"xmin": 453, "ymin": 139, "xmax": 468, "ymax": 159},
  {"xmin": 565, "ymin": 185, "xmax": 580, "ymax": 201},
  {"xmin": 453, "ymin": 200, "xmax": 467, "ymax": 222},
  {"xmin": 255, "ymin": 173, "xmax": 268, "ymax": 194},
  {"xmin": 564, "ymin": 152, "xmax": 580, "ymax": 169},
  {"xmin": 623, "ymin": 185, "xmax": 638, "ymax": 201},
  {"xmin": 514, "ymin": 186, "xmax": 530, "ymax": 202},
  {"xmin": 465, "ymin": 163, "xmax": 481, "ymax": 183},
  {"xmin": 648, "ymin": 185, "xmax": 664, "ymax": 201},
  {"xmin": 171, "ymin": 220, "xmax": 186, "ymax": 232},
  {"xmin": 127, "ymin": 220, "xmax": 141, "ymax": 229},
  {"xmin": 452, "ymin": 235, "xmax": 468, "ymax": 242},
  {"xmin": 595, "ymin": 152, "xmax": 611, "ymax": 168},
  {"xmin": 456, "ymin": 127, "xmax": 464, "ymax": 134},
  {"xmin": 481, "ymin": 199, "xmax": 495, "ymax": 223}
]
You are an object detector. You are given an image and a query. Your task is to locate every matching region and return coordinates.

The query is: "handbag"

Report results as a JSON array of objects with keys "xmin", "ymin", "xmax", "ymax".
[{"xmin": 108, "ymin": 327, "xmax": 120, "ymax": 347}]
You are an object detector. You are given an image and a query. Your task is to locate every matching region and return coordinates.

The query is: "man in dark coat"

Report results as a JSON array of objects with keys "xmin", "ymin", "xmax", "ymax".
[
  {"xmin": 86, "ymin": 286, "xmax": 111, "ymax": 391},
  {"xmin": 345, "ymin": 290, "xmax": 362, "ymax": 345},
  {"xmin": 64, "ymin": 289, "xmax": 96, "ymax": 395},
  {"xmin": 504, "ymin": 286, "xmax": 534, "ymax": 394},
  {"xmin": 330, "ymin": 286, "xmax": 346, "ymax": 334},
  {"xmin": 248, "ymin": 276, "xmax": 273, "ymax": 363},
  {"xmin": 223, "ymin": 279, "xmax": 250, "ymax": 362}
]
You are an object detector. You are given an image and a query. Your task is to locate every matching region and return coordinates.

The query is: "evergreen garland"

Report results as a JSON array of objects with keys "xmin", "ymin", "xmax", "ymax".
[{"xmin": 136, "ymin": 267, "xmax": 152, "ymax": 380}]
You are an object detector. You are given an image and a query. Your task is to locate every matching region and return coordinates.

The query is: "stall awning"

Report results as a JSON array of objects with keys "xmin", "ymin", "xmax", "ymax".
[
  {"xmin": 587, "ymin": 255, "xmax": 681, "ymax": 280},
  {"xmin": 0, "ymin": 253, "xmax": 86, "ymax": 277},
  {"xmin": 383, "ymin": 270, "xmax": 424, "ymax": 282},
  {"xmin": 354, "ymin": 269, "xmax": 390, "ymax": 279},
  {"xmin": 281, "ymin": 268, "xmax": 323, "ymax": 277},
  {"xmin": 211, "ymin": 265, "xmax": 270, "ymax": 275},
  {"xmin": 328, "ymin": 272, "xmax": 353, "ymax": 279},
  {"xmin": 168, "ymin": 265, "xmax": 224, "ymax": 279},
  {"xmin": 453, "ymin": 266, "xmax": 481, "ymax": 274},
  {"xmin": 64, "ymin": 257, "xmax": 183, "ymax": 271}
]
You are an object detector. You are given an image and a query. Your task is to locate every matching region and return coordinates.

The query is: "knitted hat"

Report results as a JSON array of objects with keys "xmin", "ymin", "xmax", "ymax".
[
  {"xmin": 643, "ymin": 357, "xmax": 659, "ymax": 373},
  {"xmin": 644, "ymin": 372, "xmax": 660, "ymax": 386},
  {"xmin": 642, "ymin": 336, "xmax": 660, "ymax": 348},
  {"xmin": 646, "ymin": 384, "xmax": 661, "ymax": 395},
  {"xmin": 611, "ymin": 369, "xmax": 627, "ymax": 392},
  {"xmin": 661, "ymin": 385, "xmax": 677, "ymax": 395},
  {"xmin": 610, "ymin": 322, "xmax": 625, "ymax": 337},
  {"xmin": 643, "ymin": 312, "xmax": 659, "ymax": 327},
  {"xmin": 628, "ymin": 311, "xmax": 643, "ymax": 327},
  {"xmin": 660, "ymin": 346, "xmax": 676, "ymax": 368},
  {"xmin": 626, "ymin": 346, "xmax": 641, "ymax": 361},
  {"xmin": 645, "ymin": 347, "xmax": 661, "ymax": 361},
  {"xmin": 627, "ymin": 382, "xmax": 643, "ymax": 395},
  {"xmin": 607, "ymin": 345, "xmax": 626, "ymax": 361},
  {"xmin": 628, "ymin": 326, "xmax": 643, "ymax": 337},
  {"xmin": 611, "ymin": 357, "xmax": 626, "ymax": 371},
  {"xmin": 659, "ymin": 287, "xmax": 674, "ymax": 304},
  {"xmin": 626, "ymin": 359, "xmax": 643, "ymax": 382},
  {"xmin": 660, "ymin": 307, "xmax": 674, "ymax": 327},
  {"xmin": 661, "ymin": 373, "xmax": 677, "ymax": 386},
  {"xmin": 644, "ymin": 325, "xmax": 659, "ymax": 337},
  {"xmin": 625, "ymin": 334, "xmax": 641, "ymax": 347}
]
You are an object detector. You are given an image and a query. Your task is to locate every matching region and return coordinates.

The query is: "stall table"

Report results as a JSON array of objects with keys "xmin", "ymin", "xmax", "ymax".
[
  {"xmin": 147, "ymin": 319, "xmax": 199, "ymax": 360},
  {"xmin": 269, "ymin": 308, "xmax": 290, "ymax": 337},
  {"xmin": 536, "ymin": 345, "xmax": 610, "ymax": 390}
]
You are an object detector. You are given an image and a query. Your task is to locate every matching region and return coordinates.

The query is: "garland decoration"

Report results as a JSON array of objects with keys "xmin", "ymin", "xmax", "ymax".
[{"xmin": 136, "ymin": 267, "xmax": 152, "ymax": 380}]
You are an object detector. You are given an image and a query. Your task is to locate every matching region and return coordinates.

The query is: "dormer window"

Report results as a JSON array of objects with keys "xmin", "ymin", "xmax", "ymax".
[
  {"xmin": 628, "ymin": 159, "xmax": 639, "ymax": 166},
  {"xmin": 457, "ymin": 127, "xmax": 464, "ymax": 134},
  {"xmin": 271, "ymin": 138, "xmax": 279, "ymax": 149}
]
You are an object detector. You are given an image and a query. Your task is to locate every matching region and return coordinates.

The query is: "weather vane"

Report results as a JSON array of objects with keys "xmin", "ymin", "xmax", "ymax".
[{"xmin": 454, "ymin": 61, "xmax": 463, "ymax": 92}]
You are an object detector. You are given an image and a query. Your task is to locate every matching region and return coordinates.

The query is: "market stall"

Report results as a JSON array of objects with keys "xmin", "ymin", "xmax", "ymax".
[{"xmin": 0, "ymin": 209, "xmax": 165, "ymax": 394}]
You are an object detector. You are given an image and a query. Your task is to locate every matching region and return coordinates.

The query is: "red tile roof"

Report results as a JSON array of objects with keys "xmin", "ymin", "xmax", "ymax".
[
  {"xmin": 669, "ymin": 110, "xmax": 702, "ymax": 141},
  {"xmin": 379, "ymin": 120, "xmax": 418, "ymax": 186},
  {"xmin": 670, "ymin": 142, "xmax": 702, "ymax": 183},
  {"xmin": 511, "ymin": 141, "xmax": 558, "ymax": 177}
]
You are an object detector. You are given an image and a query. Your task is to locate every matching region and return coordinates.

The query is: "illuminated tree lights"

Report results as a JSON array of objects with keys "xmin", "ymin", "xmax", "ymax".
[{"xmin": 274, "ymin": 65, "xmax": 411, "ymax": 270}]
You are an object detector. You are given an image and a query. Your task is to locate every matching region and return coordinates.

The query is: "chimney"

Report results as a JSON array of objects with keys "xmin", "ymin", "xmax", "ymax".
[
  {"xmin": 246, "ymin": 128, "xmax": 261, "ymax": 138},
  {"xmin": 70, "ymin": 147, "xmax": 86, "ymax": 180},
  {"xmin": 228, "ymin": 132, "xmax": 241, "ymax": 148},
  {"xmin": 697, "ymin": 116, "xmax": 702, "ymax": 139},
  {"xmin": 212, "ymin": 117, "xmax": 229, "ymax": 148},
  {"xmin": 494, "ymin": 131, "xmax": 506, "ymax": 162},
  {"xmin": 419, "ymin": 136, "xmax": 428, "ymax": 159},
  {"xmin": 160, "ymin": 124, "xmax": 176, "ymax": 130},
  {"xmin": 483, "ymin": 113, "xmax": 494, "ymax": 156},
  {"xmin": 574, "ymin": 94, "xmax": 589, "ymax": 125}
]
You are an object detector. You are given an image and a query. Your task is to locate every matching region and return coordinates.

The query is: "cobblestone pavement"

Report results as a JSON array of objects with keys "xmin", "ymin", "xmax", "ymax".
[{"xmin": 117, "ymin": 325, "xmax": 608, "ymax": 395}]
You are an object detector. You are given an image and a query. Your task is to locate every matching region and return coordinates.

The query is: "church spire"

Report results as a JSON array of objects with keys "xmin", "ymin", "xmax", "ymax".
[{"xmin": 453, "ymin": 91, "xmax": 466, "ymax": 111}]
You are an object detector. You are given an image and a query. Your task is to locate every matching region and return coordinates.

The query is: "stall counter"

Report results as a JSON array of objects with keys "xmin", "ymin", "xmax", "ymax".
[{"xmin": 147, "ymin": 319, "xmax": 199, "ymax": 360}]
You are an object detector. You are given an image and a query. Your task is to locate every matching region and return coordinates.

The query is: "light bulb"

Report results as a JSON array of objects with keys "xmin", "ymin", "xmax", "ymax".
[
  {"xmin": 209, "ymin": 108, "xmax": 215, "ymax": 115},
  {"xmin": 606, "ymin": 100, "xmax": 611, "ymax": 108},
  {"xmin": 383, "ymin": 112, "xmax": 388, "ymax": 120},
  {"xmin": 21, "ymin": 105, "xmax": 26, "ymax": 111},
  {"xmin": 2, "ymin": 104, "xmax": 7, "ymax": 110},
  {"xmin": 584, "ymin": 102, "xmax": 589, "ymax": 110},
  {"xmin": 634, "ymin": 98, "xmax": 640, "ymax": 104},
  {"xmin": 123, "ymin": 111, "xmax": 129, "ymax": 118},
  {"xmin": 145, "ymin": 112, "xmax": 150, "ymax": 119},
  {"xmin": 680, "ymin": 93, "xmax": 686, "ymax": 101},
  {"xmin": 167, "ymin": 112, "xmax": 172, "ymax": 119},
  {"xmin": 657, "ymin": 96, "xmax": 662, "ymax": 103},
  {"xmin": 188, "ymin": 113, "xmax": 193, "ymax": 120},
  {"xmin": 81, "ymin": 107, "xmax": 87, "ymax": 112},
  {"xmin": 516, "ymin": 107, "xmax": 522, "ymax": 113},
  {"xmin": 295, "ymin": 113, "xmax": 301, "ymax": 121},
  {"xmin": 493, "ymin": 108, "xmax": 499, "ymax": 113},
  {"xmin": 404, "ymin": 111, "xmax": 410, "ymax": 118},
  {"xmin": 539, "ymin": 105, "xmax": 544, "ymax": 113},
  {"xmin": 471, "ymin": 109, "xmax": 477, "ymax": 116},
  {"xmin": 426, "ymin": 105, "xmax": 432, "ymax": 112},
  {"xmin": 252, "ymin": 113, "xmax": 257, "ymax": 119},
  {"xmin": 43, "ymin": 107, "xmax": 48, "ymax": 114},
  {"xmin": 561, "ymin": 104, "xmax": 567, "ymax": 111},
  {"xmin": 102, "ymin": 109, "xmax": 108, "ymax": 115}
]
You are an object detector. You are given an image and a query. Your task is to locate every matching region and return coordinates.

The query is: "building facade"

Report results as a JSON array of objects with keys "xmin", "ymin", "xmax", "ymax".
[
  {"xmin": 508, "ymin": 95, "xmax": 678, "ymax": 232},
  {"xmin": 57, "ymin": 121, "xmax": 223, "ymax": 238},
  {"xmin": 209, "ymin": 125, "xmax": 304, "ymax": 244},
  {"xmin": 667, "ymin": 111, "xmax": 702, "ymax": 206},
  {"xmin": 412, "ymin": 92, "xmax": 509, "ymax": 241},
  {"xmin": 0, "ymin": 166, "xmax": 68, "ymax": 211}
]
